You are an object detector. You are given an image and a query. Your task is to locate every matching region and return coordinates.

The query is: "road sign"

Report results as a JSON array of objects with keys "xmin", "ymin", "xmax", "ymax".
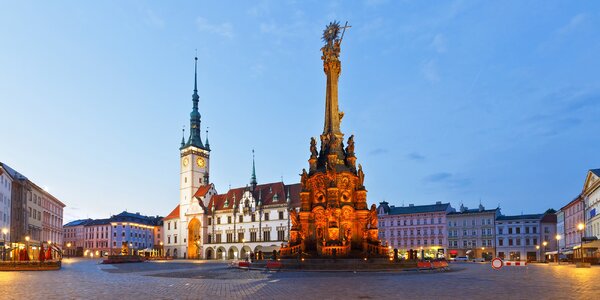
[{"xmin": 491, "ymin": 257, "xmax": 503, "ymax": 270}]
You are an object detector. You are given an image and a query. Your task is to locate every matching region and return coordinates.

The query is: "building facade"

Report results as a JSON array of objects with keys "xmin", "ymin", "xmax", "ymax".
[
  {"xmin": 561, "ymin": 195, "xmax": 584, "ymax": 252},
  {"xmin": 0, "ymin": 166, "xmax": 12, "ymax": 243},
  {"xmin": 446, "ymin": 204, "xmax": 500, "ymax": 260},
  {"xmin": 63, "ymin": 219, "xmax": 92, "ymax": 257},
  {"xmin": 377, "ymin": 202, "xmax": 454, "ymax": 258},
  {"xmin": 83, "ymin": 219, "xmax": 111, "ymax": 257},
  {"xmin": 583, "ymin": 169, "xmax": 600, "ymax": 239},
  {"xmin": 162, "ymin": 57, "xmax": 302, "ymax": 260},
  {"xmin": 109, "ymin": 211, "xmax": 160, "ymax": 255},
  {"xmin": 41, "ymin": 189, "xmax": 65, "ymax": 247},
  {"xmin": 1, "ymin": 163, "xmax": 29, "ymax": 245},
  {"xmin": 556, "ymin": 209, "xmax": 565, "ymax": 252},
  {"xmin": 495, "ymin": 213, "xmax": 556, "ymax": 262}
]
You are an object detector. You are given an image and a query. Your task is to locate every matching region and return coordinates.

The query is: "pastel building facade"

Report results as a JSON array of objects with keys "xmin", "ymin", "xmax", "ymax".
[
  {"xmin": 561, "ymin": 195, "xmax": 584, "ymax": 251},
  {"xmin": 63, "ymin": 219, "xmax": 92, "ymax": 257},
  {"xmin": 377, "ymin": 201, "xmax": 454, "ymax": 258},
  {"xmin": 495, "ymin": 213, "xmax": 556, "ymax": 262},
  {"xmin": 446, "ymin": 204, "xmax": 500, "ymax": 259},
  {"xmin": 0, "ymin": 168, "xmax": 12, "ymax": 242}
]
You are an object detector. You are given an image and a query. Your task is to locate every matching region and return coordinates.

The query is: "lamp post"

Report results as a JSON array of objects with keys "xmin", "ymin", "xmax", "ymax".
[
  {"xmin": 481, "ymin": 247, "xmax": 485, "ymax": 260},
  {"xmin": 542, "ymin": 241, "xmax": 548, "ymax": 263},
  {"xmin": 577, "ymin": 223, "xmax": 585, "ymax": 262},
  {"xmin": 25, "ymin": 236, "xmax": 30, "ymax": 261},
  {"xmin": 555, "ymin": 234, "xmax": 561, "ymax": 264},
  {"xmin": 536, "ymin": 245, "xmax": 540, "ymax": 263},
  {"xmin": 1, "ymin": 228, "xmax": 7, "ymax": 261},
  {"xmin": 66, "ymin": 242, "xmax": 72, "ymax": 258},
  {"xmin": 159, "ymin": 242, "xmax": 163, "ymax": 258}
]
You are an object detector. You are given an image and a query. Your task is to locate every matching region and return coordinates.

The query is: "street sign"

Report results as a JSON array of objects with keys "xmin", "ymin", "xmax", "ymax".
[{"xmin": 491, "ymin": 257, "xmax": 503, "ymax": 270}]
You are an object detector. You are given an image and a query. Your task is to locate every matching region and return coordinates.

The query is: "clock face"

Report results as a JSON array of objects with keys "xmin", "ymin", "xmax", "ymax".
[
  {"xmin": 183, "ymin": 157, "xmax": 189, "ymax": 167},
  {"xmin": 196, "ymin": 157, "xmax": 205, "ymax": 167}
]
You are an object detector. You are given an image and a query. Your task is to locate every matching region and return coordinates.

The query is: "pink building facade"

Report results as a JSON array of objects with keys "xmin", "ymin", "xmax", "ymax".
[
  {"xmin": 562, "ymin": 195, "xmax": 585, "ymax": 250},
  {"xmin": 377, "ymin": 201, "xmax": 454, "ymax": 258}
]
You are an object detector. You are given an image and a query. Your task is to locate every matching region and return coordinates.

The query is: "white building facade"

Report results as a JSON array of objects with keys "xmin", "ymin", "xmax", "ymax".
[
  {"xmin": 162, "ymin": 58, "xmax": 301, "ymax": 259},
  {"xmin": 446, "ymin": 204, "xmax": 500, "ymax": 260},
  {"xmin": 583, "ymin": 169, "xmax": 600, "ymax": 239},
  {"xmin": 495, "ymin": 213, "xmax": 556, "ymax": 262},
  {"xmin": 0, "ymin": 169, "xmax": 12, "ymax": 243}
]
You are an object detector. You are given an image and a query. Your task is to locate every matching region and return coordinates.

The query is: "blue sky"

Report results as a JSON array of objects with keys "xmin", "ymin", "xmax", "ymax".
[{"xmin": 1, "ymin": 1, "xmax": 599, "ymax": 222}]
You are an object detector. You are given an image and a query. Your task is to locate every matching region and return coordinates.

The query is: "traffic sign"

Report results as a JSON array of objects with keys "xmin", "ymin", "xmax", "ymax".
[{"xmin": 491, "ymin": 257, "xmax": 503, "ymax": 270}]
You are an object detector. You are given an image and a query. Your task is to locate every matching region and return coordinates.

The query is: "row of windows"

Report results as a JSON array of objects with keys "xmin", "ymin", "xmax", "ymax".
[
  {"xmin": 383, "ymin": 238, "xmax": 444, "ymax": 247},
  {"xmin": 382, "ymin": 228, "xmax": 444, "ymax": 237},
  {"xmin": 497, "ymin": 238, "xmax": 538, "ymax": 247},
  {"xmin": 208, "ymin": 211, "xmax": 286, "ymax": 226},
  {"xmin": 381, "ymin": 217, "xmax": 443, "ymax": 227},
  {"xmin": 448, "ymin": 219, "xmax": 493, "ymax": 227},
  {"xmin": 448, "ymin": 228, "xmax": 493, "ymax": 237},
  {"xmin": 448, "ymin": 240, "xmax": 493, "ymax": 247},
  {"xmin": 497, "ymin": 226, "xmax": 538, "ymax": 235}
]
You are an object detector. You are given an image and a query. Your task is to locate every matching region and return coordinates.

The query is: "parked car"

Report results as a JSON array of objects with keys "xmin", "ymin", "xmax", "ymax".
[
  {"xmin": 471, "ymin": 258, "xmax": 485, "ymax": 262},
  {"xmin": 454, "ymin": 256, "xmax": 468, "ymax": 262}
]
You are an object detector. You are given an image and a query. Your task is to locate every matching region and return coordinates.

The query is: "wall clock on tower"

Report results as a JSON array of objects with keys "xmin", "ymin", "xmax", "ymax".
[
  {"xmin": 183, "ymin": 157, "xmax": 189, "ymax": 167},
  {"xmin": 196, "ymin": 157, "xmax": 205, "ymax": 167}
]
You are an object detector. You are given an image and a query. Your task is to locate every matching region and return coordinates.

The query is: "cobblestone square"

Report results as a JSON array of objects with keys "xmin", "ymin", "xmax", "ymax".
[{"xmin": 0, "ymin": 258, "xmax": 597, "ymax": 299}]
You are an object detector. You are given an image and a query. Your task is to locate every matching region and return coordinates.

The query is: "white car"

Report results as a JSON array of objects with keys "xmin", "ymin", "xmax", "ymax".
[{"xmin": 454, "ymin": 256, "xmax": 468, "ymax": 262}]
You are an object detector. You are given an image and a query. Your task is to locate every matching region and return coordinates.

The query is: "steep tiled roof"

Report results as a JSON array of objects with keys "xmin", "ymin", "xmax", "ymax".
[
  {"xmin": 163, "ymin": 205, "xmax": 180, "ymax": 220},
  {"xmin": 207, "ymin": 182, "xmax": 301, "ymax": 212},
  {"xmin": 591, "ymin": 169, "xmax": 600, "ymax": 177},
  {"xmin": 0, "ymin": 162, "xmax": 27, "ymax": 181},
  {"xmin": 194, "ymin": 184, "xmax": 214, "ymax": 198},
  {"xmin": 387, "ymin": 203, "xmax": 453, "ymax": 215}
]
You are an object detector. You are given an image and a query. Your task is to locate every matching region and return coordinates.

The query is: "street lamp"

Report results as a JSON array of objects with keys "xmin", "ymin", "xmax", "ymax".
[
  {"xmin": 577, "ymin": 223, "xmax": 585, "ymax": 262},
  {"xmin": 1, "ymin": 228, "xmax": 7, "ymax": 261},
  {"xmin": 159, "ymin": 241, "xmax": 163, "ymax": 258},
  {"xmin": 481, "ymin": 247, "xmax": 485, "ymax": 260},
  {"xmin": 25, "ymin": 236, "xmax": 30, "ymax": 260},
  {"xmin": 536, "ymin": 245, "xmax": 540, "ymax": 263},
  {"xmin": 555, "ymin": 234, "xmax": 561, "ymax": 264},
  {"xmin": 542, "ymin": 241, "xmax": 548, "ymax": 263},
  {"xmin": 66, "ymin": 242, "xmax": 72, "ymax": 258}
]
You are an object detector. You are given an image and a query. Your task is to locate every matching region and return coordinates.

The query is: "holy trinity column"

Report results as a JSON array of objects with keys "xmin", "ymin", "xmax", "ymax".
[{"xmin": 286, "ymin": 21, "xmax": 385, "ymax": 257}]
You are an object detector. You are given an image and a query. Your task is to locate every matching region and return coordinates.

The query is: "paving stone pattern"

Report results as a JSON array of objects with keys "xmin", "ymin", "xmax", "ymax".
[{"xmin": 0, "ymin": 258, "xmax": 596, "ymax": 299}]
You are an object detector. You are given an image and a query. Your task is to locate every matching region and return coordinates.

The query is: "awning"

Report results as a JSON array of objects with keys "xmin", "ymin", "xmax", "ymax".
[
  {"xmin": 562, "ymin": 250, "xmax": 574, "ymax": 255},
  {"xmin": 545, "ymin": 251, "xmax": 558, "ymax": 255}
]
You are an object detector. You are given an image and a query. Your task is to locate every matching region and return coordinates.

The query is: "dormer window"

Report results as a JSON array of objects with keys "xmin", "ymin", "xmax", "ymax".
[
  {"xmin": 224, "ymin": 198, "xmax": 229, "ymax": 208},
  {"xmin": 269, "ymin": 186, "xmax": 272, "ymax": 193},
  {"xmin": 273, "ymin": 193, "xmax": 279, "ymax": 202}
]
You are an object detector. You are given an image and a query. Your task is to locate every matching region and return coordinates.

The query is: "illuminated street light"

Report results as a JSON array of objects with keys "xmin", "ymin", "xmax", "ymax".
[
  {"xmin": 555, "ymin": 235, "xmax": 561, "ymax": 264},
  {"xmin": 577, "ymin": 223, "xmax": 585, "ymax": 262}
]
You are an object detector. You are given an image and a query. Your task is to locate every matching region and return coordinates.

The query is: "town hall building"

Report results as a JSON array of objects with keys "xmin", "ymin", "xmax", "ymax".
[{"xmin": 162, "ymin": 57, "xmax": 300, "ymax": 259}]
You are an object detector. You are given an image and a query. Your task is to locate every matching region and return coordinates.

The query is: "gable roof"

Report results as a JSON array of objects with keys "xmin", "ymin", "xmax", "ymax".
[
  {"xmin": 163, "ymin": 205, "xmax": 180, "ymax": 221},
  {"xmin": 0, "ymin": 162, "xmax": 27, "ymax": 181},
  {"xmin": 207, "ymin": 182, "xmax": 301, "ymax": 212},
  {"xmin": 591, "ymin": 169, "xmax": 600, "ymax": 177},
  {"xmin": 194, "ymin": 183, "xmax": 214, "ymax": 198}
]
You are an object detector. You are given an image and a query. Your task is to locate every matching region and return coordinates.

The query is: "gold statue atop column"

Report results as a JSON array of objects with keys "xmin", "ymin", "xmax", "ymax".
[{"xmin": 282, "ymin": 21, "xmax": 387, "ymax": 258}]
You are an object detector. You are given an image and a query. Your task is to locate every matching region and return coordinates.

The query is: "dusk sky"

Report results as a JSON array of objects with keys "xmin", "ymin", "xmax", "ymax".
[{"xmin": 1, "ymin": 1, "xmax": 599, "ymax": 222}]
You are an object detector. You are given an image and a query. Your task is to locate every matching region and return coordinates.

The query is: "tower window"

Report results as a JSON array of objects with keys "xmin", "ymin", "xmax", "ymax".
[{"xmin": 185, "ymin": 177, "xmax": 187, "ymax": 183}]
